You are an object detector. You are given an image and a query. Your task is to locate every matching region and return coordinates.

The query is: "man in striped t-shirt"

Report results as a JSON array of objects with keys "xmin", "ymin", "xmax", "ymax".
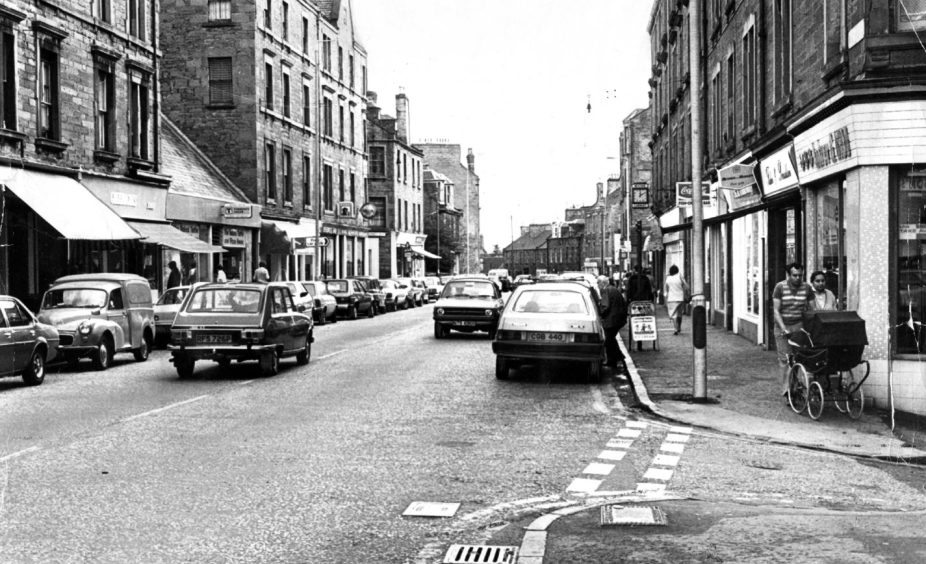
[{"xmin": 772, "ymin": 263, "xmax": 813, "ymax": 396}]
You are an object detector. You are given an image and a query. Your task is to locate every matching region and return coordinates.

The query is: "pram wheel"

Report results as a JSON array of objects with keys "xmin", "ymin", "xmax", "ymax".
[
  {"xmin": 807, "ymin": 381, "xmax": 825, "ymax": 420},
  {"xmin": 788, "ymin": 364, "xmax": 809, "ymax": 414},
  {"xmin": 841, "ymin": 368, "xmax": 865, "ymax": 419}
]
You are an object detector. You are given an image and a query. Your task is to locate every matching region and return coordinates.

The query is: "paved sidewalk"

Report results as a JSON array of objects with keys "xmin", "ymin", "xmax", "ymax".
[{"xmin": 620, "ymin": 304, "xmax": 926, "ymax": 460}]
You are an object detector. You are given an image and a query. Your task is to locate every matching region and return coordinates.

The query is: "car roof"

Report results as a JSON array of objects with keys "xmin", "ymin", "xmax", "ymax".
[
  {"xmin": 515, "ymin": 281, "xmax": 593, "ymax": 293},
  {"xmin": 192, "ymin": 282, "xmax": 275, "ymax": 291},
  {"xmin": 52, "ymin": 273, "xmax": 149, "ymax": 284},
  {"xmin": 446, "ymin": 277, "xmax": 496, "ymax": 284}
]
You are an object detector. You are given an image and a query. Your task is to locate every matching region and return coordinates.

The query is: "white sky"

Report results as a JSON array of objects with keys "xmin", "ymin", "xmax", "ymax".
[{"xmin": 352, "ymin": 0, "xmax": 654, "ymax": 251}]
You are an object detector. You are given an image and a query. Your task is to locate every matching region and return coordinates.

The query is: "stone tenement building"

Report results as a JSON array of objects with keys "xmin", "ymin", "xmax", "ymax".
[
  {"xmin": 619, "ymin": 106, "xmax": 654, "ymax": 271},
  {"xmin": 159, "ymin": 0, "xmax": 371, "ymax": 280},
  {"xmin": 416, "ymin": 143, "xmax": 482, "ymax": 274}
]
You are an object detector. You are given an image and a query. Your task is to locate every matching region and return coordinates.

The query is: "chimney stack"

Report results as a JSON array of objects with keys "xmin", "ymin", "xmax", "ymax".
[
  {"xmin": 396, "ymin": 93, "xmax": 410, "ymax": 142},
  {"xmin": 366, "ymin": 91, "xmax": 380, "ymax": 121},
  {"xmin": 467, "ymin": 148, "xmax": 475, "ymax": 172}
]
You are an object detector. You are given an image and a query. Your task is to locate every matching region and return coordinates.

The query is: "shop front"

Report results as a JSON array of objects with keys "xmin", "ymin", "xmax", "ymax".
[
  {"xmin": 260, "ymin": 218, "xmax": 317, "ymax": 281},
  {"xmin": 319, "ymin": 223, "xmax": 381, "ymax": 279}
]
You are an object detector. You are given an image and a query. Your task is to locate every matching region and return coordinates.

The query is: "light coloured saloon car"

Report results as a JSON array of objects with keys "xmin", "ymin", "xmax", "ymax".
[{"xmin": 432, "ymin": 277, "xmax": 504, "ymax": 339}]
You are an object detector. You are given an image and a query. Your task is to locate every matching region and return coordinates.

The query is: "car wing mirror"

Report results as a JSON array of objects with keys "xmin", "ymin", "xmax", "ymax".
[
  {"xmin": 91, "ymin": 308, "xmax": 102, "ymax": 315},
  {"xmin": 300, "ymin": 291, "xmax": 309, "ymax": 298},
  {"xmin": 297, "ymin": 304, "xmax": 306, "ymax": 312}
]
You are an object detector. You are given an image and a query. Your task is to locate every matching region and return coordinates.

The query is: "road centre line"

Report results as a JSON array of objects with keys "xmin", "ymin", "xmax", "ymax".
[
  {"xmin": 121, "ymin": 395, "xmax": 210, "ymax": 423},
  {"xmin": 0, "ymin": 446, "xmax": 41, "ymax": 463},
  {"xmin": 317, "ymin": 349, "xmax": 348, "ymax": 360}
]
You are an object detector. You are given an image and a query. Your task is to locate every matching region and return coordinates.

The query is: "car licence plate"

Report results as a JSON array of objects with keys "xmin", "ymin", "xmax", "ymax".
[
  {"xmin": 527, "ymin": 332, "xmax": 573, "ymax": 342},
  {"xmin": 454, "ymin": 320, "xmax": 477, "ymax": 326},
  {"xmin": 196, "ymin": 334, "xmax": 232, "ymax": 345}
]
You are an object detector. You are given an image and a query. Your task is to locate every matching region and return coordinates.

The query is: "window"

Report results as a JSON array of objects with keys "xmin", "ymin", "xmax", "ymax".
[
  {"xmin": 404, "ymin": 200, "xmax": 409, "ymax": 231},
  {"xmin": 726, "ymin": 51, "xmax": 734, "ymax": 145},
  {"xmin": 743, "ymin": 26, "xmax": 757, "ymax": 127},
  {"xmin": 897, "ymin": 169, "xmax": 926, "ymax": 354},
  {"xmin": 302, "ymin": 83, "xmax": 310, "ymax": 125},
  {"xmin": 774, "ymin": 0, "xmax": 792, "ymax": 103},
  {"xmin": 896, "ymin": 0, "xmax": 926, "ymax": 32},
  {"xmin": 208, "ymin": 57, "xmax": 233, "ymax": 104},
  {"xmin": 94, "ymin": 60, "xmax": 115, "ymax": 151},
  {"xmin": 129, "ymin": 0, "xmax": 146, "ymax": 41},
  {"xmin": 99, "ymin": 0, "xmax": 112, "ymax": 23},
  {"xmin": 362, "ymin": 65, "xmax": 367, "ymax": 94},
  {"xmin": 338, "ymin": 169, "xmax": 345, "ymax": 201},
  {"xmin": 265, "ymin": 142, "xmax": 276, "ymax": 202},
  {"xmin": 824, "ymin": 0, "xmax": 844, "ymax": 62},
  {"xmin": 370, "ymin": 146, "xmax": 385, "ymax": 175},
  {"xmin": 710, "ymin": 70, "xmax": 720, "ymax": 155},
  {"xmin": 208, "ymin": 0, "xmax": 231, "ymax": 21},
  {"xmin": 129, "ymin": 72, "xmax": 150, "ymax": 159},
  {"xmin": 282, "ymin": 148, "xmax": 292, "ymax": 203},
  {"xmin": 302, "ymin": 155, "xmax": 311, "ymax": 209},
  {"xmin": 263, "ymin": 0, "xmax": 271, "ymax": 29},
  {"xmin": 282, "ymin": 67, "xmax": 291, "ymax": 117},
  {"xmin": 1, "ymin": 30, "xmax": 16, "ymax": 131},
  {"xmin": 350, "ymin": 172, "xmax": 356, "ymax": 202},
  {"xmin": 338, "ymin": 104, "xmax": 344, "ymax": 142},
  {"xmin": 282, "ymin": 2, "xmax": 289, "ymax": 41},
  {"xmin": 323, "ymin": 96, "xmax": 332, "ymax": 136},
  {"xmin": 39, "ymin": 47, "xmax": 59, "ymax": 140},
  {"xmin": 369, "ymin": 196, "xmax": 386, "ymax": 228},
  {"xmin": 349, "ymin": 54, "xmax": 354, "ymax": 88},
  {"xmin": 397, "ymin": 197, "xmax": 402, "ymax": 229},
  {"xmin": 323, "ymin": 164, "xmax": 334, "ymax": 210},
  {"xmin": 264, "ymin": 62, "xmax": 273, "ymax": 109},
  {"xmin": 349, "ymin": 110, "xmax": 355, "ymax": 146},
  {"xmin": 338, "ymin": 46, "xmax": 343, "ymax": 81},
  {"xmin": 403, "ymin": 154, "xmax": 408, "ymax": 184},
  {"xmin": 302, "ymin": 17, "xmax": 309, "ymax": 53},
  {"xmin": 322, "ymin": 34, "xmax": 331, "ymax": 71},
  {"xmin": 396, "ymin": 150, "xmax": 402, "ymax": 182}
]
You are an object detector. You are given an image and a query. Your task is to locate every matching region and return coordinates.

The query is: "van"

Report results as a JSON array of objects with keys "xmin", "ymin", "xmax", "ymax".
[{"xmin": 487, "ymin": 269, "xmax": 511, "ymax": 292}]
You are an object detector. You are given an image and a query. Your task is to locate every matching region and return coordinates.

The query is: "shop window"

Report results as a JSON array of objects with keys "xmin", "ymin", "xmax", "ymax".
[
  {"xmin": 896, "ymin": 0, "xmax": 926, "ymax": 32},
  {"xmin": 896, "ymin": 170, "xmax": 926, "ymax": 354},
  {"xmin": 815, "ymin": 181, "xmax": 845, "ymax": 308}
]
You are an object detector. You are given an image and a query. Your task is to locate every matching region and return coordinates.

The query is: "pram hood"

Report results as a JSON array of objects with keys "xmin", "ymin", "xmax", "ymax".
[{"xmin": 801, "ymin": 311, "xmax": 868, "ymax": 347}]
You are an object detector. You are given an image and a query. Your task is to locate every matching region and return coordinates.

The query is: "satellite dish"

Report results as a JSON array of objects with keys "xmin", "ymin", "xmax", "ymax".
[{"xmin": 359, "ymin": 202, "xmax": 377, "ymax": 219}]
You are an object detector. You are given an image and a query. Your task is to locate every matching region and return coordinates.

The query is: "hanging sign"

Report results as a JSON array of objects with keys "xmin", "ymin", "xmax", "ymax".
[
  {"xmin": 718, "ymin": 164, "xmax": 758, "ymax": 190},
  {"xmin": 676, "ymin": 182, "xmax": 712, "ymax": 208},
  {"xmin": 760, "ymin": 144, "xmax": 800, "ymax": 196}
]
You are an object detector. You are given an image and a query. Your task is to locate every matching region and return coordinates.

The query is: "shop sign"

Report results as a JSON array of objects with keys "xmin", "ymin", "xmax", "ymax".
[
  {"xmin": 110, "ymin": 192, "xmax": 138, "ymax": 208},
  {"xmin": 797, "ymin": 126, "xmax": 852, "ymax": 174},
  {"xmin": 321, "ymin": 226, "xmax": 366, "ymax": 237},
  {"xmin": 718, "ymin": 164, "xmax": 757, "ymax": 190},
  {"xmin": 676, "ymin": 182, "xmax": 713, "ymax": 208},
  {"xmin": 900, "ymin": 224, "xmax": 924, "ymax": 240},
  {"xmin": 222, "ymin": 204, "xmax": 253, "ymax": 219},
  {"xmin": 174, "ymin": 222, "xmax": 201, "ymax": 238},
  {"xmin": 722, "ymin": 182, "xmax": 764, "ymax": 212},
  {"xmin": 760, "ymin": 144, "xmax": 800, "ymax": 196},
  {"xmin": 293, "ymin": 236, "xmax": 329, "ymax": 250},
  {"xmin": 222, "ymin": 227, "xmax": 247, "ymax": 248},
  {"xmin": 630, "ymin": 316, "xmax": 657, "ymax": 341}
]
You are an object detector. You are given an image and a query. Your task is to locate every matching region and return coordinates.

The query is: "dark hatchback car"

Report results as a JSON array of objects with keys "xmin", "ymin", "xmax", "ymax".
[
  {"xmin": 0, "ymin": 296, "xmax": 59, "ymax": 386},
  {"xmin": 168, "ymin": 282, "xmax": 313, "ymax": 378},
  {"xmin": 432, "ymin": 277, "xmax": 505, "ymax": 339},
  {"xmin": 349, "ymin": 276, "xmax": 387, "ymax": 315},
  {"xmin": 326, "ymin": 279, "xmax": 375, "ymax": 319}
]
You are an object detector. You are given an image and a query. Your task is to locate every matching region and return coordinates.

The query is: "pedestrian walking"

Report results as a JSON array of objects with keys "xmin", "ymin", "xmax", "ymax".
[
  {"xmin": 807, "ymin": 270, "xmax": 837, "ymax": 311},
  {"xmin": 597, "ymin": 275, "xmax": 627, "ymax": 372},
  {"xmin": 184, "ymin": 260, "xmax": 198, "ymax": 285},
  {"xmin": 663, "ymin": 264, "xmax": 689, "ymax": 335},
  {"xmin": 772, "ymin": 262, "xmax": 813, "ymax": 396},
  {"xmin": 253, "ymin": 261, "xmax": 270, "ymax": 283},
  {"xmin": 166, "ymin": 261, "xmax": 182, "ymax": 289},
  {"xmin": 625, "ymin": 265, "xmax": 654, "ymax": 351},
  {"xmin": 215, "ymin": 264, "xmax": 228, "ymax": 283}
]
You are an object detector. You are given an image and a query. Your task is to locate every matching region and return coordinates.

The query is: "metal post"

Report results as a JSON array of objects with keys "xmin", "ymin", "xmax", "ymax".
[
  {"xmin": 313, "ymin": 38, "xmax": 323, "ymax": 280},
  {"xmin": 600, "ymin": 206, "xmax": 606, "ymax": 276},
  {"xmin": 436, "ymin": 210, "xmax": 441, "ymax": 274},
  {"xmin": 689, "ymin": 0, "xmax": 707, "ymax": 398},
  {"xmin": 636, "ymin": 220, "xmax": 643, "ymax": 268},
  {"xmin": 464, "ymin": 170, "xmax": 470, "ymax": 274}
]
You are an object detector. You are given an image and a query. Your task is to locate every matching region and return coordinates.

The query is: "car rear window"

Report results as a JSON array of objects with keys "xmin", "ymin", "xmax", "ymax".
[
  {"xmin": 512, "ymin": 290, "xmax": 588, "ymax": 314},
  {"xmin": 186, "ymin": 288, "xmax": 262, "ymax": 314},
  {"xmin": 327, "ymin": 280, "xmax": 348, "ymax": 292},
  {"xmin": 157, "ymin": 288, "xmax": 187, "ymax": 305},
  {"xmin": 441, "ymin": 281, "xmax": 496, "ymax": 299}
]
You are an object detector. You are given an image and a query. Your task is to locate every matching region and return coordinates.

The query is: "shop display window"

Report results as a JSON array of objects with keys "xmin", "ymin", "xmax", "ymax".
[
  {"xmin": 815, "ymin": 181, "xmax": 845, "ymax": 309},
  {"xmin": 897, "ymin": 171, "xmax": 926, "ymax": 354}
]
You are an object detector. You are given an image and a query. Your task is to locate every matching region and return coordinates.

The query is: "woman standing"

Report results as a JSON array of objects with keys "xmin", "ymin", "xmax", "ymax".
[
  {"xmin": 808, "ymin": 270, "xmax": 837, "ymax": 311},
  {"xmin": 663, "ymin": 264, "xmax": 689, "ymax": 335}
]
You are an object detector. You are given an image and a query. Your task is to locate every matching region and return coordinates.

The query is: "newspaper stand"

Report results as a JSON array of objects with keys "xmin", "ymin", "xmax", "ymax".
[{"xmin": 629, "ymin": 301, "xmax": 659, "ymax": 351}]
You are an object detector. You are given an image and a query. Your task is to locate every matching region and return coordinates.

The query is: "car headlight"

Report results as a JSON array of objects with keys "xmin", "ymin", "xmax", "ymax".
[
  {"xmin": 436, "ymin": 308, "xmax": 445, "ymax": 315},
  {"xmin": 485, "ymin": 309, "xmax": 494, "ymax": 316},
  {"xmin": 154, "ymin": 314, "xmax": 160, "ymax": 322},
  {"xmin": 78, "ymin": 324, "xmax": 92, "ymax": 335}
]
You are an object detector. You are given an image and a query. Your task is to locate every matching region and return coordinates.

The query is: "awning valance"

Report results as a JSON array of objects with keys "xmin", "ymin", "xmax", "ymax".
[
  {"xmin": 2, "ymin": 169, "xmax": 141, "ymax": 240},
  {"xmin": 126, "ymin": 220, "xmax": 225, "ymax": 254},
  {"xmin": 410, "ymin": 246, "xmax": 441, "ymax": 259}
]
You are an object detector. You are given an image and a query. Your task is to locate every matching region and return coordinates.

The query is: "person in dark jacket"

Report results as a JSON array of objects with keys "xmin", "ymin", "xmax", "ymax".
[
  {"xmin": 625, "ymin": 265, "xmax": 654, "ymax": 351},
  {"xmin": 166, "ymin": 261, "xmax": 182, "ymax": 289},
  {"xmin": 597, "ymin": 275, "xmax": 627, "ymax": 371}
]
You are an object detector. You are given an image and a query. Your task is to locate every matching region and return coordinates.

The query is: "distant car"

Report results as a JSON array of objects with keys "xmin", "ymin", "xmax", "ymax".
[
  {"xmin": 380, "ymin": 279, "xmax": 411, "ymax": 311},
  {"xmin": 492, "ymin": 282, "xmax": 605, "ymax": 381},
  {"xmin": 154, "ymin": 285, "xmax": 191, "ymax": 347},
  {"xmin": 423, "ymin": 276, "xmax": 444, "ymax": 302},
  {"xmin": 281, "ymin": 281, "xmax": 313, "ymax": 310},
  {"xmin": 168, "ymin": 282, "xmax": 313, "ymax": 378},
  {"xmin": 39, "ymin": 273, "xmax": 155, "ymax": 370},
  {"xmin": 326, "ymin": 279, "xmax": 375, "ymax": 319},
  {"xmin": 396, "ymin": 277, "xmax": 426, "ymax": 307},
  {"xmin": 350, "ymin": 277, "xmax": 387, "ymax": 314},
  {"xmin": 299, "ymin": 280, "xmax": 338, "ymax": 325},
  {"xmin": 511, "ymin": 274, "xmax": 535, "ymax": 289},
  {"xmin": 487, "ymin": 268, "xmax": 512, "ymax": 292},
  {"xmin": 432, "ymin": 277, "xmax": 505, "ymax": 339},
  {"xmin": 0, "ymin": 296, "xmax": 59, "ymax": 386}
]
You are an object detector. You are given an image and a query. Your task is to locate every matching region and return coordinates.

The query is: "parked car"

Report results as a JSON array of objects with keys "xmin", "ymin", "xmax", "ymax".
[
  {"xmin": 350, "ymin": 277, "xmax": 387, "ymax": 314},
  {"xmin": 326, "ymin": 279, "xmax": 375, "ymax": 319},
  {"xmin": 492, "ymin": 282, "xmax": 605, "ymax": 381},
  {"xmin": 423, "ymin": 276, "xmax": 444, "ymax": 301},
  {"xmin": 488, "ymin": 268, "xmax": 512, "ymax": 292},
  {"xmin": 38, "ymin": 273, "xmax": 155, "ymax": 370},
  {"xmin": 380, "ymin": 279, "xmax": 411, "ymax": 311},
  {"xmin": 168, "ymin": 282, "xmax": 313, "ymax": 378},
  {"xmin": 299, "ymin": 280, "xmax": 337, "ymax": 325},
  {"xmin": 0, "ymin": 295, "xmax": 59, "ymax": 386},
  {"xmin": 432, "ymin": 277, "xmax": 505, "ymax": 339},
  {"xmin": 281, "ymin": 281, "xmax": 313, "ymax": 310},
  {"xmin": 154, "ymin": 285, "xmax": 191, "ymax": 347},
  {"xmin": 396, "ymin": 277, "xmax": 427, "ymax": 306},
  {"xmin": 511, "ymin": 274, "xmax": 535, "ymax": 289}
]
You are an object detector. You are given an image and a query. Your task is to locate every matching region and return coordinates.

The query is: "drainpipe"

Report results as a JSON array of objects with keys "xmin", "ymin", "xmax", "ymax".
[
  {"xmin": 151, "ymin": 0, "xmax": 160, "ymax": 171},
  {"xmin": 757, "ymin": 0, "xmax": 767, "ymax": 134}
]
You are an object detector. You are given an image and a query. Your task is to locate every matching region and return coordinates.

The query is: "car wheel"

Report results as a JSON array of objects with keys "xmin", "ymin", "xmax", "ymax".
[
  {"xmin": 487, "ymin": 324, "xmax": 498, "ymax": 339},
  {"xmin": 296, "ymin": 335, "xmax": 311, "ymax": 365},
  {"xmin": 329, "ymin": 310, "xmax": 338, "ymax": 323},
  {"xmin": 175, "ymin": 356, "xmax": 195, "ymax": 379},
  {"xmin": 434, "ymin": 322, "xmax": 443, "ymax": 339},
  {"xmin": 22, "ymin": 349, "xmax": 46, "ymax": 386},
  {"xmin": 369, "ymin": 303, "xmax": 377, "ymax": 318},
  {"xmin": 495, "ymin": 356, "xmax": 510, "ymax": 380},
  {"xmin": 403, "ymin": 299, "xmax": 410, "ymax": 310},
  {"xmin": 317, "ymin": 310, "xmax": 326, "ymax": 325},
  {"xmin": 587, "ymin": 361, "xmax": 601, "ymax": 383},
  {"xmin": 133, "ymin": 332, "xmax": 152, "ymax": 362},
  {"xmin": 349, "ymin": 306, "xmax": 358, "ymax": 320},
  {"xmin": 92, "ymin": 335, "xmax": 114, "ymax": 371},
  {"xmin": 260, "ymin": 350, "xmax": 280, "ymax": 377}
]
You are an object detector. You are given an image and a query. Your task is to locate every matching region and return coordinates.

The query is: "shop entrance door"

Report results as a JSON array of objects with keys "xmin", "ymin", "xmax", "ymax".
[{"xmin": 766, "ymin": 201, "xmax": 802, "ymax": 350}]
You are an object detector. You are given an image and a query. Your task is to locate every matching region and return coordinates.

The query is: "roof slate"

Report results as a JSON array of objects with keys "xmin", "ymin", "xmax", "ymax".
[
  {"xmin": 506, "ymin": 229, "xmax": 552, "ymax": 251},
  {"xmin": 159, "ymin": 118, "xmax": 251, "ymax": 203}
]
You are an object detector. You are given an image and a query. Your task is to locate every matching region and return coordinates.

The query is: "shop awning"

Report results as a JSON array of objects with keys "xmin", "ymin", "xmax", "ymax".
[
  {"xmin": 1, "ymin": 169, "xmax": 141, "ymax": 240},
  {"xmin": 260, "ymin": 219, "xmax": 316, "ymax": 254},
  {"xmin": 126, "ymin": 220, "xmax": 225, "ymax": 254},
  {"xmin": 410, "ymin": 246, "xmax": 441, "ymax": 259}
]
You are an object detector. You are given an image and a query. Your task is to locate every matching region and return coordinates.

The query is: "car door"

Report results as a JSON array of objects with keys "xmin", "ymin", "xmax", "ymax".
[
  {"xmin": 284, "ymin": 288, "xmax": 309, "ymax": 347},
  {"xmin": 106, "ymin": 287, "xmax": 130, "ymax": 349},
  {"xmin": 267, "ymin": 287, "xmax": 295, "ymax": 351},
  {"xmin": 4, "ymin": 300, "xmax": 38, "ymax": 373},
  {"xmin": 0, "ymin": 301, "xmax": 14, "ymax": 375}
]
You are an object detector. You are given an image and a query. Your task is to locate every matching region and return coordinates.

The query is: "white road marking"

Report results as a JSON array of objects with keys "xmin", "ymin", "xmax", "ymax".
[
  {"xmin": 636, "ymin": 483, "xmax": 667, "ymax": 493},
  {"xmin": 237, "ymin": 379, "xmax": 256, "ymax": 386},
  {"xmin": 653, "ymin": 454, "xmax": 680, "ymax": 467},
  {"xmin": 643, "ymin": 468, "xmax": 674, "ymax": 481},
  {"xmin": 317, "ymin": 350, "xmax": 347, "ymax": 360},
  {"xmin": 661, "ymin": 442, "xmax": 686, "ymax": 454},
  {"xmin": 121, "ymin": 395, "xmax": 210, "ymax": 423},
  {"xmin": 566, "ymin": 478, "xmax": 602, "ymax": 493},
  {"xmin": 624, "ymin": 420, "xmax": 648, "ymax": 429},
  {"xmin": 0, "ymin": 446, "xmax": 40, "ymax": 463},
  {"xmin": 665, "ymin": 433, "xmax": 691, "ymax": 443},
  {"xmin": 582, "ymin": 462, "xmax": 615, "ymax": 476},
  {"xmin": 607, "ymin": 438, "xmax": 635, "ymax": 449},
  {"xmin": 616, "ymin": 428, "xmax": 642, "ymax": 439},
  {"xmin": 669, "ymin": 426, "xmax": 693, "ymax": 434},
  {"xmin": 598, "ymin": 450, "xmax": 627, "ymax": 461}
]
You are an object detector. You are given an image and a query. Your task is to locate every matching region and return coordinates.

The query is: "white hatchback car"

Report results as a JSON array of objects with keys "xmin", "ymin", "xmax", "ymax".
[{"xmin": 491, "ymin": 282, "xmax": 605, "ymax": 380}]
